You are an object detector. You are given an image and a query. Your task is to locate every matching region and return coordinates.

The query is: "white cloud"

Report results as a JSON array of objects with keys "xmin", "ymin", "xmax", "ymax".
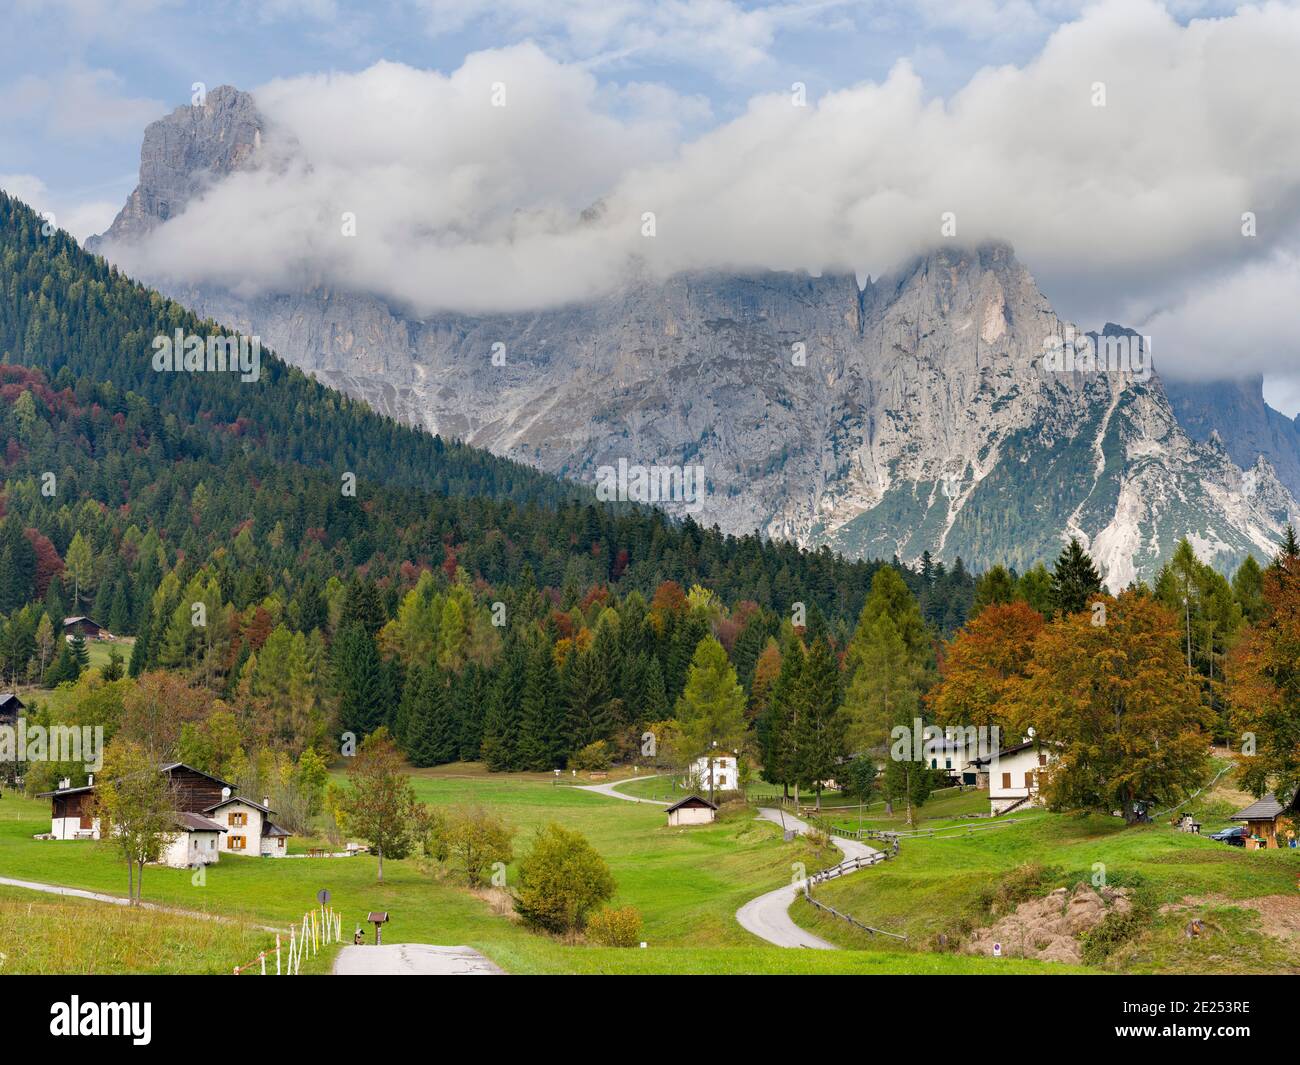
[
  {"xmin": 0, "ymin": 173, "xmax": 120, "ymax": 240},
  {"xmin": 99, "ymin": 0, "xmax": 1300, "ymax": 366}
]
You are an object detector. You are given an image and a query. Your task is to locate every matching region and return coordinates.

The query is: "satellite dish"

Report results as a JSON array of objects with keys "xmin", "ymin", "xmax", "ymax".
[
  {"xmin": 1026, "ymin": 727, "xmax": 1036, "ymax": 739},
  {"xmin": 221, "ymin": 786, "xmax": 232, "ymax": 799}
]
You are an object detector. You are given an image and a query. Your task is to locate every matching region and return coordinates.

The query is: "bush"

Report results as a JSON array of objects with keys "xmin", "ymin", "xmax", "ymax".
[
  {"xmin": 1080, "ymin": 889, "xmax": 1154, "ymax": 965},
  {"xmin": 973, "ymin": 862, "xmax": 1062, "ymax": 917},
  {"xmin": 515, "ymin": 823, "xmax": 615, "ymax": 934},
  {"xmin": 586, "ymin": 905, "xmax": 642, "ymax": 947},
  {"xmin": 570, "ymin": 741, "xmax": 611, "ymax": 772},
  {"xmin": 444, "ymin": 805, "xmax": 514, "ymax": 887}
]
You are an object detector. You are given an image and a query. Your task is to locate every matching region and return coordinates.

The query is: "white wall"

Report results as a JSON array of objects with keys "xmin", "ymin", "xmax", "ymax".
[
  {"xmin": 160, "ymin": 831, "xmax": 220, "ymax": 868},
  {"xmin": 215, "ymin": 801, "xmax": 265, "ymax": 856},
  {"xmin": 689, "ymin": 756, "xmax": 738, "ymax": 792},
  {"xmin": 50, "ymin": 815, "xmax": 100, "ymax": 840},
  {"xmin": 668, "ymin": 805, "xmax": 715, "ymax": 826}
]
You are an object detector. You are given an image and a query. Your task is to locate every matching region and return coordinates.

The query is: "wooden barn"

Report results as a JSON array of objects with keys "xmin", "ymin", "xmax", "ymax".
[
  {"xmin": 62, "ymin": 616, "xmax": 106, "ymax": 639},
  {"xmin": 0, "ymin": 692, "xmax": 25, "ymax": 725},
  {"xmin": 666, "ymin": 795, "xmax": 718, "ymax": 827},
  {"xmin": 38, "ymin": 763, "xmax": 235, "ymax": 841}
]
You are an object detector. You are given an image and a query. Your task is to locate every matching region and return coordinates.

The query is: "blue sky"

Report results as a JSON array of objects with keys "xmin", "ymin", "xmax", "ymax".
[
  {"xmin": 3, "ymin": 0, "xmax": 1208, "ymax": 232},
  {"xmin": 5, "ymin": 0, "xmax": 1300, "ymax": 413}
]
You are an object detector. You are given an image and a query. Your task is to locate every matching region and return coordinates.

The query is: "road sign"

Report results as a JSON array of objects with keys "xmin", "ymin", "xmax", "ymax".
[{"xmin": 317, "ymin": 888, "xmax": 331, "ymax": 904}]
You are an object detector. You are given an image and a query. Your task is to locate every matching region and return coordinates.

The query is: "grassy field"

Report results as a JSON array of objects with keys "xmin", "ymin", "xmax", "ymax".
[
  {"xmin": 788, "ymin": 806, "xmax": 1300, "ymax": 973},
  {"xmin": 9, "ymin": 761, "xmax": 1280, "ymax": 974},
  {"xmin": 0, "ymin": 883, "xmax": 273, "ymax": 974},
  {"xmin": 14, "ymin": 638, "xmax": 134, "ymax": 716},
  {"xmin": 0, "ymin": 769, "xmax": 1073, "ymax": 975}
]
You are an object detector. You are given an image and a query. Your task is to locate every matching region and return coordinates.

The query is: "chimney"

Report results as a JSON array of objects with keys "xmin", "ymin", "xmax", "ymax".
[
  {"xmin": 262, "ymin": 797, "xmax": 271, "ymax": 810},
  {"xmin": 58, "ymin": 777, "xmax": 70, "ymax": 790},
  {"xmin": 87, "ymin": 773, "xmax": 94, "ymax": 786}
]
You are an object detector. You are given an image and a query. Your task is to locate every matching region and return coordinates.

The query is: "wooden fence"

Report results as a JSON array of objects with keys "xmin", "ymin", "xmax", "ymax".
[{"xmin": 802, "ymin": 891, "xmax": 907, "ymax": 941}]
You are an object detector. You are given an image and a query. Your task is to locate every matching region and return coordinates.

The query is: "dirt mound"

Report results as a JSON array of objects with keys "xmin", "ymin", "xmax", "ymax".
[
  {"xmin": 964, "ymin": 883, "xmax": 1131, "ymax": 963},
  {"xmin": 1166, "ymin": 894, "xmax": 1300, "ymax": 941}
]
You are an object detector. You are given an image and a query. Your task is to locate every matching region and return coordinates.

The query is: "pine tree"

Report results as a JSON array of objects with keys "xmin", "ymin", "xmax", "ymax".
[
  {"xmin": 406, "ymin": 667, "xmax": 455, "ymax": 768},
  {"xmin": 795, "ymin": 636, "xmax": 846, "ymax": 809},
  {"xmin": 1050, "ymin": 537, "xmax": 1102, "ymax": 616},
  {"xmin": 563, "ymin": 645, "xmax": 616, "ymax": 751},
  {"xmin": 757, "ymin": 639, "xmax": 801, "ymax": 795},
  {"xmin": 128, "ymin": 618, "xmax": 150, "ymax": 678},
  {"xmin": 482, "ymin": 640, "xmax": 526, "ymax": 771},
  {"xmin": 518, "ymin": 643, "xmax": 564, "ymax": 770},
  {"xmin": 333, "ymin": 621, "xmax": 387, "ymax": 738}
]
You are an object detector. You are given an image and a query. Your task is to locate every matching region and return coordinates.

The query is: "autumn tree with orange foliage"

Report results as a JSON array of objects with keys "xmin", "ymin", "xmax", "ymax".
[
  {"xmin": 1228, "ymin": 529, "xmax": 1300, "ymax": 802},
  {"xmin": 928, "ymin": 601, "xmax": 1044, "ymax": 735},
  {"xmin": 1007, "ymin": 592, "xmax": 1208, "ymax": 823}
]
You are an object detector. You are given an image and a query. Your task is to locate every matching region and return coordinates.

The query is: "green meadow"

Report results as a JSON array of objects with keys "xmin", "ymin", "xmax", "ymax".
[
  {"xmin": 789, "ymin": 808, "xmax": 1300, "ymax": 973},
  {"xmin": 0, "ymin": 769, "xmax": 1075, "ymax": 975}
]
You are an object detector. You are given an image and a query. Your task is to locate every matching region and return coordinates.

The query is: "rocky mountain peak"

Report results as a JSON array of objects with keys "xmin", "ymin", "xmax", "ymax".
[{"xmin": 88, "ymin": 85, "xmax": 263, "ymax": 250}]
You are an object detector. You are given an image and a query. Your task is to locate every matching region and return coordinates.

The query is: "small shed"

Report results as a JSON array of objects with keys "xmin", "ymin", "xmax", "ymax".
[
  {"xmin": 1231, "ymin": 793, "xmax": 1297, "ymax": 850},
  {"xmin": 0, "ymin": 692, "xmax": 25, "ymax": 725},
  {"xmin": 62, "ymin": 616, "xmax": 105, "ymax": 639},
  {"xmin": 665, "ymin": 795, "xmax": 718, "ymax": 827}
]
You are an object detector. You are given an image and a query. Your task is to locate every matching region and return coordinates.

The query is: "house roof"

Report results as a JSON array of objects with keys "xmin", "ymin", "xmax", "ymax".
[
  {"xmin": 203, "ymin": 795, "xmax": 273, "ymax": 815},
  {"xmin": 665, "ymin": 794, "xmax": 718, "ymax": 813},
  {"xmin": 62, "ymin": 616, "xmax": 101, "ymax": 627},
  {"xmin": 173, "ymin": 811, "xmax": 227, "ymax": 833},
  {"xmin": 1232, "ymin": 793, "xmax": 1292, "ymax": 821},
  {"xmin": 35, "ymin": 784, "xmax": 96, "ymax": 798},
  {"xmin": 969, "ymin": 740, "xmax": 1039, "ymax": 767},
  {"xmin": 40, "ymin": 763, "xmax": 234, "ymax": 798},
  {"xmin": 159, "ymin": 762, "xmax": 236, "ymax": 789},
  {"xmin": 0, "ymin": 692, "xmax": 25, "ymax": 708},
  {"xmin": 262, "ymin": 821, "xmax": 291, "ymax": 837}
]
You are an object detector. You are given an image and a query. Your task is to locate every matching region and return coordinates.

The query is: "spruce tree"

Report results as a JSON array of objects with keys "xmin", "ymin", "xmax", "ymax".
[
  {"xmin": 795, "ymin": 636, "xmax": 846, "ymax": 809},
  {"xmin": 1050, "ymin": 537, "xmax": 1102, "ymax": 616},
  {"xmin": 518, "ymin": 643, "xmax": 564, "ymax": 770},
  {"xmin": 333, "ymin": 621, "xmax": 387, "ymax": 738}
]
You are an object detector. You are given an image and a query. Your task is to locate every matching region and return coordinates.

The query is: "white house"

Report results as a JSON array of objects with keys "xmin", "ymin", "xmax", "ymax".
[
  {"xmin": 203, "ymin": 792, "xmax": 292, "ymax": 857},
  {"xmin": 970, "ymin": 740, "xmax": 1054, "ymax": 814},
  {"xmin": 38, "ymin": 765, "xmax": 292, "ymax": 862},
  {"xmin": 666, "ymin": 795, "xmax": 718, "ymax": 826},
  {"xmin": 687, "ymin": 755, "xmax": 738, "ymax": 793},
  {"xmin": 159, "ymin": 812, "xmax": 226, "ymax": 868}
]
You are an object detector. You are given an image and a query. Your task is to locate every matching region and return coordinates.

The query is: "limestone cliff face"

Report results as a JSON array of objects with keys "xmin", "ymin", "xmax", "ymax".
[
  {"xmin": 89, "ymin": 88, "xmax": 1299, "ymax": 586},
  {"xmin": 87, "ymin": 86, "xmax": 263, "ymax": 251},
  {"xmin": 1165, "ymin": 376, "xmax": 1300, "ymax": 499}
]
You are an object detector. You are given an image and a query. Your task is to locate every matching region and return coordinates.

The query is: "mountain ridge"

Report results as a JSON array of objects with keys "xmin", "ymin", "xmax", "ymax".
[{"xmin": 85, "ymin": 86, "xmax": 1300, "ymax": 588}]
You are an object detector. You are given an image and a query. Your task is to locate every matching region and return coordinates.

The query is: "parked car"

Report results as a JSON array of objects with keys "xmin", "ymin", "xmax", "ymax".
[{"xmin": 1209, "ymin": 825, "xmax": 1249, "ymax": 847}]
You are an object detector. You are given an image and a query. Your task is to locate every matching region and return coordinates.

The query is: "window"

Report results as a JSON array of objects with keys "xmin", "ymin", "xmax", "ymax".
[
  {"xmin": 229, "ymin": 835, "xmax": 246, "ymax": 850},
  {"xmin": 1025, "ymin": 772, "xmax": 1035, "ymax": 789},
  {"xmin": 1038, "ymin": 753, "xmax": 1047, "ymax": 767},
  {"xmin": 1001, "ymin": 772, "xmax": 1011, "ymax": 790},
  {"xmin": 228, "ymin": 811, "xmax": 247, "ymax": 827}
]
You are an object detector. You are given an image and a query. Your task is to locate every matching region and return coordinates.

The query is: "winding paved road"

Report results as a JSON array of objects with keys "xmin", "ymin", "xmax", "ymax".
[
  {"xmin": 574, "ymin": 774, "xmax": 669, "ymax": 805},
  {"xmin": 734, "ymin": 808, "xmax": 879, "ymax": 949},
  {"xmin": 332, "ymin": 943, "xmax": 503, "ymax": 975},
  {"xmin": 572, "ymin": 783, "xmax": 883, "ymax": 950}
]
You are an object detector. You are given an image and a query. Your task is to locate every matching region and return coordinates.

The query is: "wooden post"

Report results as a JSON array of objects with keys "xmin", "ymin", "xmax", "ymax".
[{"xmin": 276, "ymin": 934, "xmax": 281, "ymax": 975}]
